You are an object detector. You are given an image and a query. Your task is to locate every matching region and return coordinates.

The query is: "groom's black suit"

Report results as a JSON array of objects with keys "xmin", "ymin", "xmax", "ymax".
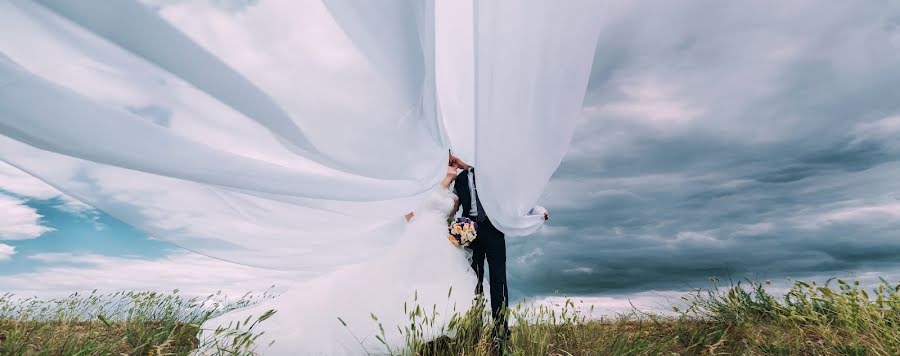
[{"xmin": 454, "ymin": 168, "xmax": 509, "ymax": 340}]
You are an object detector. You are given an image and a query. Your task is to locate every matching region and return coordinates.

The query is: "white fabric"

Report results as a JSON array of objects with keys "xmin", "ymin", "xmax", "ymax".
[
  {"xmin": 472, "ymin": 0, "xmax": 602, "ymax": 236},
  {"xmin": 435, "ymin": 0, "xmax": 476, "ymax": 165},
  {"xmin": 0, "ymin": 0, "xmax": 443, "ymax": 271},
  {"xmin": 530, "ymin": 205, "xmax": 549, "ymax": 218},
  {"xmin": 0, "ymin": 0, "xmax": 600, "ymax": 272},
  {"xmin": 198, "ymin": 186, "xmax": 477, "ymax": 355}
]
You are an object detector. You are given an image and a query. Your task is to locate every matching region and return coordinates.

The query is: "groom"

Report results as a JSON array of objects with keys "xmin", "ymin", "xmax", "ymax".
[{"xmin": 450, "ymin": 154, "xmax": 548, "ymax": 351}]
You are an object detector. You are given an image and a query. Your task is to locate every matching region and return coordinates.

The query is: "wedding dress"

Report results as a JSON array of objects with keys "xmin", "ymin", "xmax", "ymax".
[{"xmin": 198, "ymin": 186, "xmax": 478, "ymax": 355}]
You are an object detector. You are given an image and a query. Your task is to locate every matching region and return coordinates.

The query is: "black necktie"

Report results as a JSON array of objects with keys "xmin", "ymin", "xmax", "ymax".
[{"xmin": 471, "ymin": 168, "xmax": 486, "ymax": 223}]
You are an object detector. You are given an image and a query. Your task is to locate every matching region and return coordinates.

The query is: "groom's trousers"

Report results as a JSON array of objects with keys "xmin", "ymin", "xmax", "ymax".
[{"xmin": 469, "ymin": 218, "xmax": 509, "ymax": 340}]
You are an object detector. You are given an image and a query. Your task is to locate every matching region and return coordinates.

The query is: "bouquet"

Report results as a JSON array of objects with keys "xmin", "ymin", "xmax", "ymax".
[{"xmin": 448, "ymin": 217, "xmax": 477, "ymax": 247}]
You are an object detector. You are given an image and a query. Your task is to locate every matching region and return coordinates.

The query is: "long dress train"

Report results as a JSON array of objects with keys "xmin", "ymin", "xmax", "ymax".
[{"xmin": 199, "ymin": 186, "xmax": 478, "ymax": 355}]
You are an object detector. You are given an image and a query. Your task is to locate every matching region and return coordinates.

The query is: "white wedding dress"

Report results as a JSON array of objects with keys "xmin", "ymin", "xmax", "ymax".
[{"xmin": 199, "ymin": 186, "xmax": 478, "ymax": 355}]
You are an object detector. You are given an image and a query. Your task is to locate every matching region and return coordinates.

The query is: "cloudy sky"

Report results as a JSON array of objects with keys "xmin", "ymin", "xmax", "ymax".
[{"xmin": 2, "ymin": 0, "xmax": 900, "ymax": 314}]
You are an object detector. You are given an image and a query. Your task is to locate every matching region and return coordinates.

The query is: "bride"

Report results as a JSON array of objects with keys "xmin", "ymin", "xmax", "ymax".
[{"xmin": 200, "ymin": 157, "xmax": 478, "ymax": 355}]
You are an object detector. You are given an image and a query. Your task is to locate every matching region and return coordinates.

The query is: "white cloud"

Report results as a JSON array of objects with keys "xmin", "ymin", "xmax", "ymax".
[
  {"xmin": 0, "ymin": 194, "xmax": 55, "ymax": 240},
  {"xmin": 595, "ymin": 77, "xmax": 703, "ymax": 126},
  {"xmin": 530, "ymin": 267, "xmax": 900, "ymax": 320},
  {"xmin": 531, "ymin": 290, "xmax": 685, "ymax": 318},
  {"xmin": 0, "ymin": 161, "xmax": 61, "ymax": 199},
  {"xmin": 563, "ymin": 266, "xmax": 595, "ymax": 274},
  {"xmin": 672, "ymin": 230, "xmax": 725, "ymax": 247},
  {"xmin": 0, "ymin": 243, "xmax": 15, "ymax": 261},
  {"xmin": 852, "ymin": 115, "xmax": 900, "ymax": 151},
  {"xmin": 1, "ymin": 156, "xmax": 103, "ymax": 230},
  {"xmin": 817, "ymin": 202, "xmax": 900, "ymax": 224},
  {"xmin": 53, "ymin": 199, "xmax": 105, "ymax": 231},
  {"xmin": 3, "ymin": 251, "xmax": 299, "ymax": 298},
  {"xmin": 792, "ymin": 201, "xmax": 900, "ymax": 230},
  {"xmin": 674, "ymin": 230, "xmax": 716, "ymax": 242},
  {"xmin": 733, "ymin": 222, "xmax": 775, "ymax": 237},
  {"xmin": 517, "ymin": 247, "xmax": 544, "ymax": 265},
  {"xmin": 856, "ymin": 115, "xmax": 900, "ymax": 135}
]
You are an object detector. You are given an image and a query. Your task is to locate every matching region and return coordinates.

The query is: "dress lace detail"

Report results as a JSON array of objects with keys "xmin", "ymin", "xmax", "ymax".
[{"xmin": 416, "ymin": 185, "xmax": 456, "ymax": 217}]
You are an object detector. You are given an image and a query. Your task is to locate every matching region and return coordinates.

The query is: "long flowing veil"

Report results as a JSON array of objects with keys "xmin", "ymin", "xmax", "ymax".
[{"xmin": 0, "ymin": 0, "xmax": 601, "ymax": 275}]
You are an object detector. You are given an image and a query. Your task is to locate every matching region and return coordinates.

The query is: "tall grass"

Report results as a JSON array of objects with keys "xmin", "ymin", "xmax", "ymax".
[
  {"xmin": 675, "ymin": 277, "xmax": 900, "ymax": 355},
  {"xmin": 0, "ymin": 289, "xmax": 275, "ymax": 355},
  {"xmin": 1, "ymin": 277, "xmax": 897, "ymax": 355},
  {"xmin": 383, "ymin": 277, "xmax": 900, "ymax": 355}
]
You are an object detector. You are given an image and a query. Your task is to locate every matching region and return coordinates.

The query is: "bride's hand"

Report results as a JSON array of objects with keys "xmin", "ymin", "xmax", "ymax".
[{"xmin": 446, "ymin": 165, "xmax": 457, "ymax": 177}]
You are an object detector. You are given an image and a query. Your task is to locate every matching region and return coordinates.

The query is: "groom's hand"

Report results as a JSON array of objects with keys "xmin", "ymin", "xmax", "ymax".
[{"xmin": 530, "ymin": 206, "xmax": 549, "ymax": 220}]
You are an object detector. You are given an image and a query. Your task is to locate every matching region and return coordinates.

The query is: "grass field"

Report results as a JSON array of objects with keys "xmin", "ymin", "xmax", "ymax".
[{"xmin": 1, "ymin": 278, "xmax": 897, "ymax": 355}]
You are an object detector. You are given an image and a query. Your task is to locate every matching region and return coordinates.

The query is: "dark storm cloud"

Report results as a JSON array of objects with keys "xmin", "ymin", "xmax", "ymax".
[{"xmin": 508, "ymin": 0, "xmax": 900, "ymax": 299}]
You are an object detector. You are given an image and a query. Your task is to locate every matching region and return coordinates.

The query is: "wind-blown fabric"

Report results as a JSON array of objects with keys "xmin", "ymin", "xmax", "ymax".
[
  {"xmin": 473, "ymin": 0, "xmax": 602, "ymax": 236},
  {"xmin": 0, "ymin": 0, "xmax": 600, "ymax": 272}
]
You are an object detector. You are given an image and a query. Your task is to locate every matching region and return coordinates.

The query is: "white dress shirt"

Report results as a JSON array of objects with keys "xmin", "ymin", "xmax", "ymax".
[
  {"xmin": 466, "ymin": 168, "xmax": 478, "ymax": 216},
  {"xmin": 466, "ymin": 167, "xmax": 478, "ymax": 216}
]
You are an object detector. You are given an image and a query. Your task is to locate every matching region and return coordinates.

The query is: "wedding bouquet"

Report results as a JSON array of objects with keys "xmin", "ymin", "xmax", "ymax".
[{"xmin": 448, "ymin": 217, "xmax": 477, "ymax": 247}]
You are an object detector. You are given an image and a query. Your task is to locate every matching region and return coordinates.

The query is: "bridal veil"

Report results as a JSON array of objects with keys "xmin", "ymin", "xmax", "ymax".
[{"xmin": 0, "ymin": 0, "xmax": 601, "ymax": 274}]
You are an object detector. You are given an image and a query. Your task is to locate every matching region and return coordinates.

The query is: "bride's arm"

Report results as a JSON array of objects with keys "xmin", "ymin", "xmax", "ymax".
[
  {"xmin": 449, "ymin": 195, "xmax": 460, "ymax": 218},
  {"xmin": 405, "ymin": 212, "xmax": 414, "ymax": 222}
]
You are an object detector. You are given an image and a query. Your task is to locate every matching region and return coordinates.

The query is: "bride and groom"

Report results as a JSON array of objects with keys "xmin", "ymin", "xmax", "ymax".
[
  {"xmin": 450, "ymin": 154, "xmax": 549, "ymax": 348},
  {"xmin": 202, "ymin": 153, "xmax": 549, "ymax": 355}
]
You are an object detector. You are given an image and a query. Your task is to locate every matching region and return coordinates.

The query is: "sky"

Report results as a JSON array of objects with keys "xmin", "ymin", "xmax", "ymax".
[{"xmin": 2, "ymin": 0, "xmax": 900, "ymax": 315}]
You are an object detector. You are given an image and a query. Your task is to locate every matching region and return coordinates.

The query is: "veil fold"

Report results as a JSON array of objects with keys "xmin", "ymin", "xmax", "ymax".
[{"xmin": 472, "ymin": 0, "xmax": 602, "ymax": 236}]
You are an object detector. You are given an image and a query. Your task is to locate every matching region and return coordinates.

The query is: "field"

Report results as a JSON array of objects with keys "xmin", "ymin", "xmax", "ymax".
[{"xmin": 0, "ymin": 278, "xmax": 897, "ymax": 355}]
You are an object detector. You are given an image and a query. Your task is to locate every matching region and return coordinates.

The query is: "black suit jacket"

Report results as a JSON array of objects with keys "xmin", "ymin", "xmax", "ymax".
[{"xmin": 454, "ymin": 170, "xmax": 479, "ymax": 219}]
